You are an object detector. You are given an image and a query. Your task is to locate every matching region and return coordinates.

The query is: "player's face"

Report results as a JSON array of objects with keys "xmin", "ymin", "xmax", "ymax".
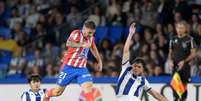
[
  {"xmin": 131, "ymin": 63, "xmax": 143, "ymax": 76},
  {"xmin": 176, "ymin": 23, "xmax": 186, "ymax": 36},
  {"xmin": 29, "ymin": 80, "xmax": 41, "ymax": 92},
  {"xmin": 82, "ymin": 26, "xmax": 95, "ymax": 38}
]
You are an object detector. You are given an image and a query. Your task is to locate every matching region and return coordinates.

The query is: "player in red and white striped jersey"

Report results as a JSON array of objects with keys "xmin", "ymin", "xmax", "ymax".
[
  {"xmin": 43, "ymin": 21, "xmax": 102, "ymax": 101},
  {"xmin": 61, "ymin": 29, "xmax": 95, "ymax": 68}
]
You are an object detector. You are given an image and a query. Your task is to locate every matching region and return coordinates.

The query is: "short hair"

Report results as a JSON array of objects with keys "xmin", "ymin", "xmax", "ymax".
[
  {"xmin": 84, "ymin": 20, "xmax": 96, "ymax": 29},
  {"xmin": 176, "ymin": 20, "xmax": 188, "ymax": 27},
  {"xmin": 130, "ymin": 58, "xmax": 146, "ymax": 69},
  {"xmin": 129, "ymin": 21, "xmax": 136, "ymax": 26},
  {"xmin": 27, "ymin": 74, "xmax": 41, "ymax": 83}
]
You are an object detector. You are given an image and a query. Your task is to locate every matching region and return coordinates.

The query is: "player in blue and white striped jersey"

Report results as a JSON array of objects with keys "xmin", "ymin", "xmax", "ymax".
[
  {"xmin": 21, "ymin": 74, "xmax": 51, "ymax": 101},
  {"xmin": 116, "ymin": 22, "xmax": 168, "ymax": 101}
]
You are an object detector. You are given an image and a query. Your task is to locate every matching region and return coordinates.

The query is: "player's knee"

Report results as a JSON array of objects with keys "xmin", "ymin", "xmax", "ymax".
[
  {"xmin": 54, "ymin": 90, "xmax": 63, "ymax": 96},
  {"xmin": 55, "ymin": 92, "xmax": 62, "ymax": 96},
  {"xmin": 54, "ymin": 88, "xmax": 64, "ymax": 96},
  {"xmin": 81, "ymin": 82, "xmax": 93, "ymax": 92}
]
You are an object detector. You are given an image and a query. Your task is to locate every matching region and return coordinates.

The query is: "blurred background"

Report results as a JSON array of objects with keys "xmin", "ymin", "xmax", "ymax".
[{"xmin": 0, "ymin": 0, "xmax": 201, "ymax": 79}]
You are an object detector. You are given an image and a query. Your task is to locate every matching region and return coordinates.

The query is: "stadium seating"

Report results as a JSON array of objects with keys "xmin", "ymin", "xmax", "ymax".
[
  {"xmin": 0, "ymin": 63, "xmax": 8, "ymax": 78},
  {"xmin": 0, "ymin": 27, "xmax": 11, "ymax": 39},
  {"xmin": 0, "ymin": 50, "xmax": 12, "ymax": 64},
  {"xmin": 108, "ymin": 26, "xmax": 123, "ymax": 44},
  {"xmin": 94, "ymin": 26, "xmax": 108, "ymax": 44}
]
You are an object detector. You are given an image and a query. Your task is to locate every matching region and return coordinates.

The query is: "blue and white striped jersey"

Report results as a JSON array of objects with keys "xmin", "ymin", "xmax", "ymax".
[
  {"xmin": 21, "ymin": 89, "xmax": 47, "ymax": 101},
  {"xmin": 116, "ymin": 61, "xmax": 152, "ymax": 100}
]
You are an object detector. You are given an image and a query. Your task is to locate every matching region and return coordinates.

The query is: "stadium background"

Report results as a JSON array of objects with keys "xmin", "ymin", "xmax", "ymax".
[{"xmin": 0, "ymin": 0, "xmax": 201, "ymax": 101}]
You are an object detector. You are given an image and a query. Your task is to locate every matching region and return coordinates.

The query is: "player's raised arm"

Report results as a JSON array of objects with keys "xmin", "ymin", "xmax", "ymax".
[{"xmin": 122, "ymin": 22, "xmax": 136, "ymax": 64}]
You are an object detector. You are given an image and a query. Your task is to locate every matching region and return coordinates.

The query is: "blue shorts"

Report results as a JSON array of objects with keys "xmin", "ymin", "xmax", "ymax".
[{"xmin": 56, "ymin": 65, "xmax": 93, "ymax": 87}]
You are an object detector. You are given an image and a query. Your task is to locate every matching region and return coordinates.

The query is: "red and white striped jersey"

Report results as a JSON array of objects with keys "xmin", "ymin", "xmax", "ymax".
[{"xmin": 61, "ymin": 29, "xmax": 94, "ymax": 69}]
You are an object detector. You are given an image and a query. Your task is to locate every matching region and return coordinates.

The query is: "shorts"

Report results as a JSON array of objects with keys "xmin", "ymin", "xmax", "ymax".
[
  {"xmin": 117, "ymin": 95, "xmax": 141, "ymax": 101},
  {"xmin": 56, "ymin": 65, "xmax": 93, "ymax": 87}
]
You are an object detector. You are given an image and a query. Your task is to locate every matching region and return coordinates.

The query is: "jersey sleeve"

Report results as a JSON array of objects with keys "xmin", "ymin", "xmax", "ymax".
[
  {"xmin": 190, "ymin": 37, "xmax": 197, "ymax": 49},
  {"xmin": 143, "ymin": 78, "xmax": 152, "ymax": 92},
  {"xmin": 121, "ymin": 60, "xmax": 131, "ymax": 71},
  {"xmin": 21, "ymin": 92, "xmax": 27, "ymax": 101},
  {"xmin": 169, "ymin": 38, "xmax": 173, "ymax": 49},
  {"xmin": 67, "ymin": 30, "xmax": 80, "ymax": 43}
]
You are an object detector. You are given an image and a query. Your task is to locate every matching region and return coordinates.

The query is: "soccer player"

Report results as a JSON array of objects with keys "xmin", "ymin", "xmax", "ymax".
[
  {"xmin": 116, "ymin": 22, "xmax": 168, "ymax": 101},
  {"xmin": 43, "ymin": 20, "xmax": 102, "ymax": 101},
  {"xmin": 21, "ymin": 74, "xmax": 49, "ymax": 101}
]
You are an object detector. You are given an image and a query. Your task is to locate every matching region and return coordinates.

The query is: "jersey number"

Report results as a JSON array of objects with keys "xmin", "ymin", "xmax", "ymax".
[{"xmin": 58, "ymin": 72, "xmax": 67, "ymax": 79}]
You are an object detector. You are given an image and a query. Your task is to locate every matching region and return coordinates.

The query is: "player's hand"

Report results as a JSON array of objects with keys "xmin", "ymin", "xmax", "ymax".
[
  {"xmin": 129, "ymin": 22, "xmax": 136, "ymax": 35},
  {"xmin": 168, "ymin": 59, "xmax": 174, "ymax": 70},
  {"xmin": 178, "ymin": 60, "xmax": 185, "ymax": 70}
]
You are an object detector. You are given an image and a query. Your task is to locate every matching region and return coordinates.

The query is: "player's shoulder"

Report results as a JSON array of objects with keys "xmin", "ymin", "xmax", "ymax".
[
  {"xmin": 37, "ymin": 88, "xmax": 47, "ymax": 95},
  {"xmin": 41, "ymin": 88, "xmax": 47, "ymax": 93},
  {"xmin": 142, "ymin": 76, "xmax": 149, "ymax": 83},
  {"xmin": 138, "ymin": 76, "xmax": 146, "ymax": 81},
  {"xmin": 171, "ymin": 35, "xmax": 177, "ymax": 40},
  {"xmin": 186, "ymin": 35, "xmax": 194, "ymax": 40},
  {"xmin": 71, "ymin": 29, "xmax": 81, "ymax": 35},
  {"xmin": 121, "ymin": 60, "xmax": 132, "ymax": 71},
  {"xmin": 23, "ymin": 90, "xmax": 30, "ymax": 93},
  {"xmin": 21, "ymin": 90, "xmax": 29, "ymax": 96}
]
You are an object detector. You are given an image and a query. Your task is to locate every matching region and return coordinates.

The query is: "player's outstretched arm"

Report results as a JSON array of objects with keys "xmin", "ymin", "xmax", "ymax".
[
  {"xmin": 148, "ymin": 89, "xmax": 168, "ymax": 101},
  {"xmin": 122, "ymin": 22, "xmax": 136, "ymax": 64}
]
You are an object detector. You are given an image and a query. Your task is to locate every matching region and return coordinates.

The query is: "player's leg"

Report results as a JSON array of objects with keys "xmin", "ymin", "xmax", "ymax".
[
  {"xmin": 179, "ymin": 64, "xmax": 190, "ymax": 101},
  {"xmin": 44, "ymin": 65, "xmax": 76, "ymax": 101},
  {"xmin": 45, "ymin": 86, "xmax": 65, "ymax": 97},
  {"xmin": 77, "ymin": 68, "xmax": 94, "ymax": 101},
  {"xmin": 81, "ymin": 82, "xmax": 94, "ymax": 101},
  {"xmin": 180, "ymin": 90, "xmax": 187, "ymax": 101},
  {"xmin": 173, "ymin": 90, "xmax": 179, "ymax": 101},
  {"xmin": 43, "ymin": 86, "xmax": 65, "ymax": 101}
]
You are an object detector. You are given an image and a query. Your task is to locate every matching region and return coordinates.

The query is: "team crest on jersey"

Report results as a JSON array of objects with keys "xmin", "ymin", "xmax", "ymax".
[{"xmin": 79, "ymin": 87, "xmax": 102, "ymax": 101}]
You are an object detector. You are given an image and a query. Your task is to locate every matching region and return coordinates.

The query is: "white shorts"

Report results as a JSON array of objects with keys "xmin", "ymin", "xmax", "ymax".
[{"xmin": 117, "ymin": 95, "xmax": 141, "ymax": 101}]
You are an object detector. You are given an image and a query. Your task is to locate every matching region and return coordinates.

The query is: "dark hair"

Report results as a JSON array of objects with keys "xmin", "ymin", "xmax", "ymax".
[
  {"xmin": 84, "ymin": 20, "xmax": 96, "ymax": 29},
  {"xmin": 27, "ymin": 74, "xmax": 41, "ymax": 83},
  {"xmin": 176, "ymin": 20, "xmax": 188, "ymax": 27},
  {"xmin": 129, "ymin": 21, "xmax": 137, "ymax": 26},
  {"xmin": 130, "ymin": 58, "xmax": 146, "ymax": 69}
]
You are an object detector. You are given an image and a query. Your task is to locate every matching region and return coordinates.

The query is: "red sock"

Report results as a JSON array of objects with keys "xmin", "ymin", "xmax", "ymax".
[
  {"xmin": 43, "ymin": 89, "xmax": 54, "ymax": 101},
  {"xmin": 84, "ymin": 92, "xmax": 94, "ymax": 101},
  {"xmin": 46, "ymin": 88, "xmax": 54, "ymax": 97}
]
